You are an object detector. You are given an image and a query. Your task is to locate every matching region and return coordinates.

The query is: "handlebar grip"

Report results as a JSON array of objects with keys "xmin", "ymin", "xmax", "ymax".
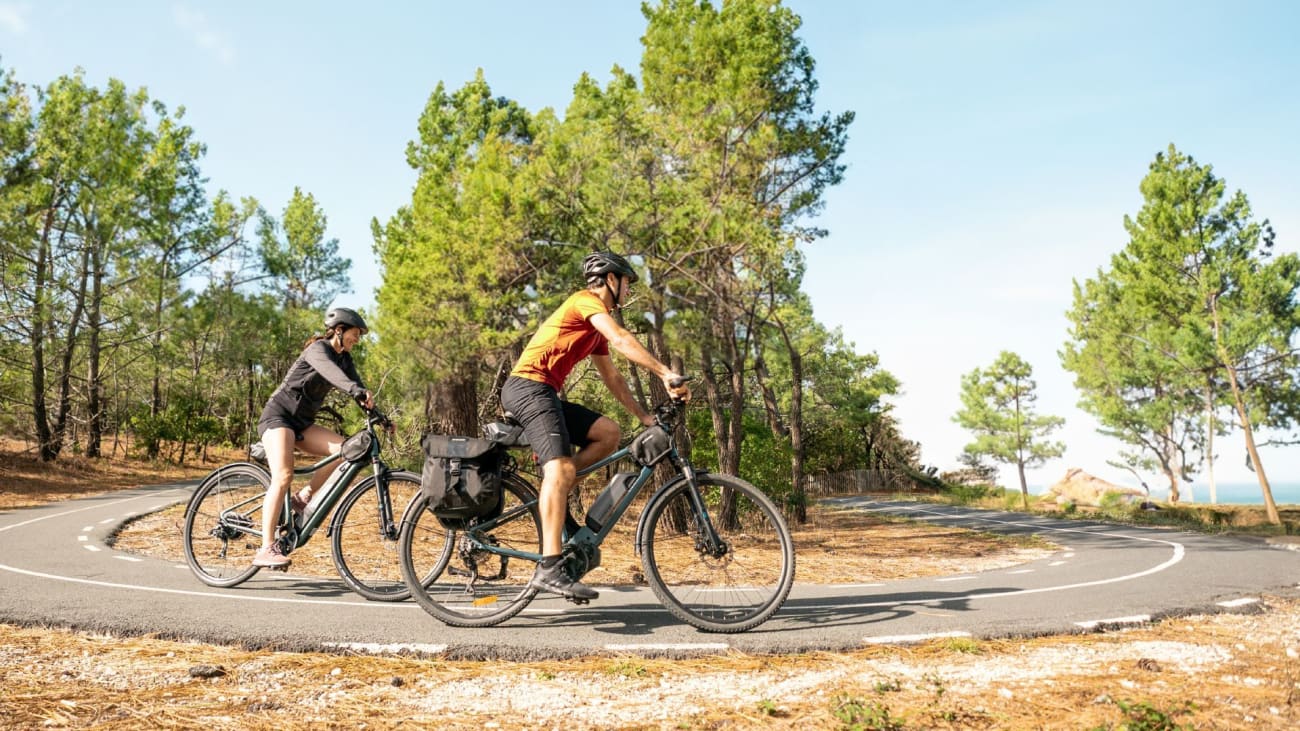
[{"xmin": 668, "ymin": 375, "xmax": 694, "ymax": 388}]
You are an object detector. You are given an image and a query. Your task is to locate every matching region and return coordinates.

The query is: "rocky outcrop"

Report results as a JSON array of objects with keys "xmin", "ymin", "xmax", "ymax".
[{"xmin": 1042, "ymin": 468, "xmax": 1147, "ymax": 507}]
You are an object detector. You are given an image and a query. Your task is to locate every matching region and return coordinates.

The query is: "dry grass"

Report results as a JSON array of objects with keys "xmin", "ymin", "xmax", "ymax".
[{"xmin": 3, "ymin": 441, "xmax": 1298, "ymax": 728}]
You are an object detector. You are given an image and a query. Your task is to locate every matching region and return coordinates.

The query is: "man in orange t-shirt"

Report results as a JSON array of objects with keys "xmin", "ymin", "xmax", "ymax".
[{"xmin": 502, "ymin": 252, "xmax": 689, "ymax": 601}]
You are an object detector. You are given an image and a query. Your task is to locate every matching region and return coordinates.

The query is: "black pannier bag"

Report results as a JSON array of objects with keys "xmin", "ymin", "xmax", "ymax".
[{"xmin": 420, "ymin": 434, "xmax": 503, "ymax": 527}]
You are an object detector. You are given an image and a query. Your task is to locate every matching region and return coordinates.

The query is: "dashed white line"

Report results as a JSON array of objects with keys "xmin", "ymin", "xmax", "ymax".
[
  {"xmin": 99, "ymin": 518, "xmax": 115, "ymax": 525},
  {"xmin": 77, "ymin": 535, "xmax": 88, "ymax": 542},
  {"xmin": 114, "ymin": 556, "xmax": 144, "ymax": 563},
  {"xmin": 935, "ymin": 576, "xmax": 976, "ymax": 582},
  {"xmin": 1006, "ymin": 569, "xmax": 1034, "ymax": 575},
  {"xmin": 1075, "ymin": 614, "xmax": 1150, "ymax": 629},
  {"xmin": 82, "ymin": 526, "xmax": 94, "ymax": 532},
  {"xmin": 1217, "ymin": 597, "xmax": 1259, "ymax": 608},
  {"xmin": 865, "ymin": 631, "xmax": 971, "ymax": 645},
  {"xmin": 324, "ymin": 642, "xmax": 448, "ymax": 655},
  {"xmin": 83, "ymin": 545, "xmax": 102, "ymax": 552},
  {"xmin": 604, "ymin": 643, "xmax": 729, "ymax": 653},
  {"xmin": 1048, "ymin": 561, "xmax": 1067, "ymax": 566}
]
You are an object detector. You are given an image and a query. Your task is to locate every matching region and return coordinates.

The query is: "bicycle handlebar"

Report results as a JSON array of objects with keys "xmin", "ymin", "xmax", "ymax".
[{"xmin": 363, "ymin": 405, "xmax": 392, "ymax": 430}]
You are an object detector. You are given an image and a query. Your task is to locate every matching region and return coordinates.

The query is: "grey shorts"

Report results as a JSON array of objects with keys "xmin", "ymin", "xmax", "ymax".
[{"xmin": 500, "ymin": 376, "xmax": 601, "ymax": 466}]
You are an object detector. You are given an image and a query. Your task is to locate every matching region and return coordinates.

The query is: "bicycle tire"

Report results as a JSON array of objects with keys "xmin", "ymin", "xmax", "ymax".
[
  {"xmin": 331, "ymin": 471, "xmax": 449, "ymax": 602},
  {"xmin": 183, "ymin": 463, "xmax": 272, "ymax": 588},
  {"xmin": 399, "ymin": 473, "xmax": 542, "ymax": 628},
  {"xmin": 640, "ymin": 473, "xmax": 794, "ymax": 633}
]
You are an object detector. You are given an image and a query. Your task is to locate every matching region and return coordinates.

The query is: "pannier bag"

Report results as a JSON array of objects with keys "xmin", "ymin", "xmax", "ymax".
[
  {"xmin": 630, "ymin": 425, "xmax": 672, "ymax": 467},
  {"xmin": 420, "ymin": 434, "xmax": 503, "ymax": 526},
  {"xmin": 339, "ymin": 430, "xmax": 373, "ymax": 463}
]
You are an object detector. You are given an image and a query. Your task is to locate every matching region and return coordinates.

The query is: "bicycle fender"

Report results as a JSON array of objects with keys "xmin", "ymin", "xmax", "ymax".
[
  {"xmin": 204, "ymin": 462, "xmax": 271, "ymax": 489},
  {"xmin": 632, "ymin": 472, "xmax": 699, "ymax": 557}
]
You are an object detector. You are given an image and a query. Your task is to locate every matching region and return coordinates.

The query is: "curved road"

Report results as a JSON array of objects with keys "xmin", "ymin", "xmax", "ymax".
[{"xmin": 1, "ymin": 485, "xmax": 1297, "ymax": 659}]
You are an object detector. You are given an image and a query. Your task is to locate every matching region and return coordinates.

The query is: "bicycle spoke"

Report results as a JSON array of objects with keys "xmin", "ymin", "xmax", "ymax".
[
  {"xmin": 183, "ymin": 464, "xmax": 269, "ymax": 588},
  {"xmin": 642, "ymin": 475, "xmax": 794, "ymax": 632},
  {"xmin": 400, "ymin": 475, "xmax": 541, "ymax": 627}
]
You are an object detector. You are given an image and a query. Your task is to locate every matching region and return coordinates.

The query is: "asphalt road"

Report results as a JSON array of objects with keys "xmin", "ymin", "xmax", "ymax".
[{"xmin": 2, "ymin": 485, "xmax": 1297, "ymax": 660}]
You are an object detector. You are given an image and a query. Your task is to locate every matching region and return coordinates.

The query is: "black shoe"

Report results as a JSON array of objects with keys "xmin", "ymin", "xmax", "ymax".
[{"xmin": 529, "ymin": 562, "xmax": 598, "ymax": 601}]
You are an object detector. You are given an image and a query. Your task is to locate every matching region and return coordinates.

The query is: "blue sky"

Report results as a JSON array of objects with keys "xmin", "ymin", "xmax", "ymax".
[{"xmin": 2, "ymin": 1, "xmax": 1297, "ymax": 497}]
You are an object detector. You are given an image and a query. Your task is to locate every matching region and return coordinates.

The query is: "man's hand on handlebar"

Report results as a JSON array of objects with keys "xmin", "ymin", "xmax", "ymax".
[{"xmin": 663, "ymin": 373, "xmax": 693, "ymax": 402}]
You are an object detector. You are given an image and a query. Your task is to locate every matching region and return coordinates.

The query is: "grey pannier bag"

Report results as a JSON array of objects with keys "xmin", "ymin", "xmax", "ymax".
[{"xmin": 420, "ymin": 434, "xmax": 504, "ymax": 528}]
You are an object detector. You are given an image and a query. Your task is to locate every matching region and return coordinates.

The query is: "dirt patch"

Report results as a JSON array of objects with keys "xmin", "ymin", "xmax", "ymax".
[{"xmin": 2, "ymin": 597, "xmax": 1297, "ymax": 729}]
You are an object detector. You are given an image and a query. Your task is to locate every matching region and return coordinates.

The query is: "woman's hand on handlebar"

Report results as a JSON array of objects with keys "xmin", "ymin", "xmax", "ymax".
[{"xmin": 356, "ymin": 389, "xmax": 375, "ymax": 410}]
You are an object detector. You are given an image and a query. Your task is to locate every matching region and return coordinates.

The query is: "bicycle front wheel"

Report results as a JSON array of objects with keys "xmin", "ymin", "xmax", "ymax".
[
  {"xmin": 641, "ymin": 473, "xmax": 795, "ymax": 633},
  {"xmin": 399, "ymin": 474, "xmax": 541, "ymax": 628},
  {"xmin": 183, "ymin": 463, "xmax": 271, "ymax": 588},
  {"xmin": 332, "ymin": 470, "xmax": 446, "ymax": 602}
]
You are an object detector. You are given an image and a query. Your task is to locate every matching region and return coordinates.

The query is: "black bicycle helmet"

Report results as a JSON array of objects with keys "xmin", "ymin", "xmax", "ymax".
[
  {"xmin": 582, "ymin": 251, "xmax": 639, "ymax": 285},
  {"xmin": 324, "ymin": 307, "xmax": 367, "ymax": 332}
]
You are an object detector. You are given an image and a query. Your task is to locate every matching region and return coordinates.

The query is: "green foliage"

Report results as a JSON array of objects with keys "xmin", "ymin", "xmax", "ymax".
[
  {"xmin": 1063, "ymin": 144, "xmax": 1299, "ymax": 509},
  {"xmin": 1091, "ymin": 697, "xmax": 1196, "ymax": 731},
  {"xmin": 833, "ymin": 694, "xmax": 906, "ymax": 731},
  {"xmin": 954, "ymin": 351, "xmax": 1065, "ymax": 496},
  {"xmin": 258, "ymin": 187, "xmax": 351, "ymax": 309}
]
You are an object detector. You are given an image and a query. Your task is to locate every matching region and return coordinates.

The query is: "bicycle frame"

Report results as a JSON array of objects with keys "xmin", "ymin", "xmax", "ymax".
[
  {"xmin": 224, "ymin": 416, "xmax": 398, "ymax": 550},
  {"xmin": 463, "ymin": 423, "xmax": 725, "ymax": 565}
]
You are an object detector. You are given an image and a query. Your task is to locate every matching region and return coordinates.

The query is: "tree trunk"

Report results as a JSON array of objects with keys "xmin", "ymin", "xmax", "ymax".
[
  {"xmin": 1205, "ymin": 379, "xmax": 1217, "ymax": 504},
  {"xmin": 86, "ymin": 238, "xmax": 105, "ymax": 458},
  {"xmin": 428, "ymin": 365, "xmax": 479, "ymax": 436},
  {"xmin": 1209, "ymin": 300, "xmax": 1279, "ymax": 524},
  {"xmin": 1017, "ymin": 461, "xmax": 1029, "ymax": 510},
  {"xmin": 32, "ymin": 200, "xmax": 55, "ymax": 461}
]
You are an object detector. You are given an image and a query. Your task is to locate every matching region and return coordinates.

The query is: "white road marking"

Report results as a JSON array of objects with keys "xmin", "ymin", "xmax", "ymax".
[
  {"xmin": 82, "ymin": 526, "xmax": 94, "ymax": 532},
  {"xmin": 83, "ymin": 545, "xmax": 101, "ymax": 552},
  {"xmin": 837, "ymin": 583, "xmax": 886, "ymax": 588},
  {"xmin": 1075, "ymin": 615, "xmax": 1150, "ymax": 629},
  {"xmin": 935, "ymin": 576, "xmax": 976, "ymax": 582},
  {"xmin": 1217, "ymin": 597, "xmax": 1259, "ymax": 608},
  {"xmin": 0, "ymin": 491, "xmax": 1192, "ymax": 618},
  {"xmin": 604, "ymin": 643, "xmax": 729, "ymax": 652},
  {"xmin": 865, "ymin": 631, "xmax": 971, "ymax": 645},
  {"xmin": 324, "ymin": 641, "xmax": 448, "ymax": 655},
  {"xmin": 0, "ymin": 562, "xmax": 418, "ymax": 607},
  {"xmin": 1049, "ymin": 561, "xmax": 1067, "ymax": 566},
  {"xmin": 78, "ymin": 535, "xmax": 88, "ymax": 542},
  {"xmin": 99, "ymin": 518, "xmax": 115, "ymax": 525},
  {"xmin": 1006, "ymin": 569, "xmax": 1034, "ymax": 574},
  {"xmin": 114, "ymin": 556, "xmax": 143, "ymax": 563}
]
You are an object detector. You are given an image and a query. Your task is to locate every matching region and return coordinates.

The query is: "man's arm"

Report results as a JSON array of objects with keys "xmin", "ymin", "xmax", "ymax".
[
  {"xmin": 591, "ymin": 353, "xmax": 653, "ymax": 426},
  {"xmin": 588, "ymin": 312, "xmax": 689, "ymax": 401}
]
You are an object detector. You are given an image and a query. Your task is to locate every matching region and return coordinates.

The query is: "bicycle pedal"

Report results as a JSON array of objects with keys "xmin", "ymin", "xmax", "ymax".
[
  {"xmin": 268, "ymin": 565, "xmax": 291, "ymax": 573},
  {"xmin": 567, "ymin": 597, "xmax": 591, "ymax": 606}
]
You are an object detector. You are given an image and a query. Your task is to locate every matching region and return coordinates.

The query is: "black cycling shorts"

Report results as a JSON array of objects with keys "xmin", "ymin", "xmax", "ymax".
[
  {"xmin": 256, "ymin": 392, "xmax": 311, "ymax": 440},
  {"xmin": 501, "ymin": 376, "xmax": 601, "ymax": 466}
]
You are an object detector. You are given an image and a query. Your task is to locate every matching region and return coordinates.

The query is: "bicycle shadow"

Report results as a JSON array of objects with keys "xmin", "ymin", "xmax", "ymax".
[{"xmin": 502, "ymin": 586, "xmax": 1009, "ymax": 637}]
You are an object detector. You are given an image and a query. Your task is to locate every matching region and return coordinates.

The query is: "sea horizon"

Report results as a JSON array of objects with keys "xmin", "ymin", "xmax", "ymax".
[{"xmin": 1033, "ymin": 480, "xmax": 1300, "ymax": 506}]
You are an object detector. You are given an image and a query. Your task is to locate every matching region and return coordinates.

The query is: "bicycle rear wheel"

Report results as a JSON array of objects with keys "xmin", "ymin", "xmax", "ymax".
[
  {"xmin": 183, "ymin": 463, "xmax": 271, "ymax": 588},
  {"xmin": 399, "ymin": 474, "xmax": 541, "ymax": 628},
  {"xmin": 641, "ymin": 473, "xmax": 794, "ymax": 633},
  {"xmin": 332, "ymin": 471, "xmax": 448, "ymax": 601}
]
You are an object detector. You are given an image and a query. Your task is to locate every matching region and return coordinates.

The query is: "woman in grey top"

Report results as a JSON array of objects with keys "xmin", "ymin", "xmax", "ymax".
[{"xmin": 252, "ymin": 307, "xmax": 373, "ymax": 568}]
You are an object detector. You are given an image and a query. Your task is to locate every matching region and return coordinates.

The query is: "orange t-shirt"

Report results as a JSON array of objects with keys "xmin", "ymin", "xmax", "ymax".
[{"xmin": 511, "ymin": 290, "xmax": 610, "ymax": 391}]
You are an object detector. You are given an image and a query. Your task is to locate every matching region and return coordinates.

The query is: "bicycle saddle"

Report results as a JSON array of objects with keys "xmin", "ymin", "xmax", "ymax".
[{"xmin": 483, "ymin": 416, "xmax": 528, "ymax": 447}]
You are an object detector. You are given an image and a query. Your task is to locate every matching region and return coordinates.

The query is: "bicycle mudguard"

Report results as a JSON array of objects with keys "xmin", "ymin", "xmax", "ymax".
[{"xmin": 208, "ymin": 462, "xmax": 272, "ymax": 486}]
